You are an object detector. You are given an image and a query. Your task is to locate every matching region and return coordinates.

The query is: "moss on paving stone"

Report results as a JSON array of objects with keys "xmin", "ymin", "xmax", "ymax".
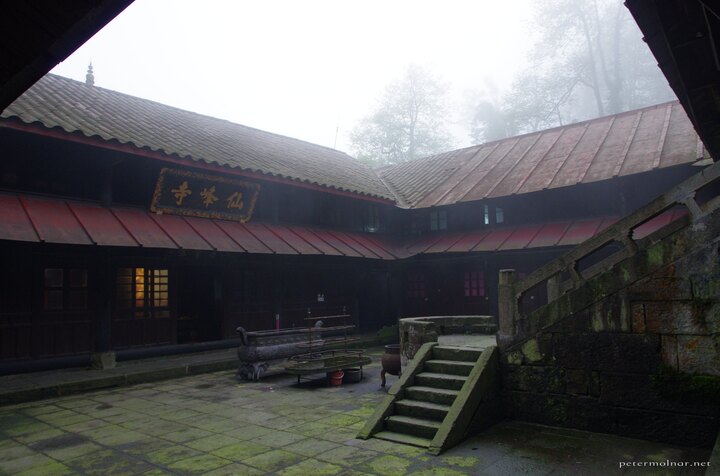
[
  {"xmin": 200, "ymin": 462, "xmax": 265, "ymax": 475},
  {"xmin": 241, "ymin": 448, "xmax": 305, "ymax": 472},
  {"xmin": 290, "ymin": 421, "xmax": 337, "ymax": 437},
  {"xmin": 277, "ymin": 457, "xmax": 344, "ymax": 475},
  {"xmin": 160, "ymin": 426, "xmax": 214, "ymax": 444},
  {"xmin": 257, "ymin": 416, "xmax": 304, "ymax": 430},
  {"xmin": 410, "ymin": 467, "xmax": 470, "ymax": 476},
  {"xmin": 210, "ymin": 441, "xmax": 271, "ymax": 461},
  {"xmin": 42, "ymin": 441, "xmax": 103, "ymax": 461},
  {"xmin": 0, "ymin": 441, "xmax": 37, "ymax": 461},
  {"xmin": 138, "ymin": 468, "xmax": 173, "ymax": 475},
  {"xmin": 43, "ymin": 413, "xmax": 93, "ymax": 428},
  {"xmin": 184, "ymin": 434, "xmax": 241, "ymax": 452},
  {"xmin": 166, "ymin": 453, "xmax": 233, "ymax": 473},
  {"xmin": 15, "ymin": 428, "xmax": 65, "ymax": 444},
  {"xmin": 314, "ymin": 445, "xmax": 379, "ymax": 467},
  {"xmin": 15, "ymin": 460, "xmax": 75, "ymax": 476},
  {"xmin": 282, "ymin": 437, "xmax": 340, "ymax": 457},
  {"xmin": 67, "ymin": 449, "xmax": 155, "ymax": 475},
  {"xmin": 441, "ymin": 455, "xmax": 480, "ymax": 468},
  {"xmin": 346, "ymin": 404, "xmax": 378, "ymax": 418},
  {"xmin": 254, "ymin": 430, "xmax": 307, "ymax": 448},
  {"xmin": 96, "ymin": 430, "xmax": 150, "ymax": 447},
  {"xmin": 316, "ymin": 413, "xmax": 364, "ymax": 427},
  {"xmin": 318, "ymin": 426, "xmax": 360, "ymax": 443},
  {"xmin": 221, "ymin": 424, "xmax": 274, "ymax": 440},
  {"xmin": 145, "ymin": 444, "xmax": 203, "ymax": 465},
  {"xmin": 0, "ymin": 454, "xmax": 55, "ymax": 474},
  {"xmin": 359, "ymin": 454, "xmax": 413, "ymax": 476},
  {"xmin": 118, "ymin": 436, "xmax": 175, "ymax": 456},
  {"xmin": 359, "ymin": 437, "xmax": 427, "ymax": 457},
  {"xmin": 77, "ymin": 424, "xmax": 125, "ymax": 441},
  {"xmin": 20, "ymin": 406, "xmax": 62, "ymax": 417},
  {"xmin": 4, "ymin": 422, "xmax": 55, "ymax": 437}
]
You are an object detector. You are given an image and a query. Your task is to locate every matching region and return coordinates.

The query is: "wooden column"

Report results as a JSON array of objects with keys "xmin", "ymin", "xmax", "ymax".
[{"xmin": 91, "ymin": 250, "xmax": 115, "ymax": 369}]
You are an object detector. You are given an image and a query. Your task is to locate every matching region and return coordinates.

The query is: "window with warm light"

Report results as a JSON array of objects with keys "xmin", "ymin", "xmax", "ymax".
[{"xmin": 117, "ymin": 268, "xmax": 169, "ymax": 318}]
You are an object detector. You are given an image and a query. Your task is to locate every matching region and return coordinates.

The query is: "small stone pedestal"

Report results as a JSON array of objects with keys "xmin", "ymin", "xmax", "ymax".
[{"xmin": 90, "ymin": 352, "xmax": 117, "ymax": 370}]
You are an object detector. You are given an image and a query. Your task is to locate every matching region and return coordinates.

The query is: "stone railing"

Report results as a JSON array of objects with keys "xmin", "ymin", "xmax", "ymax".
[
  {"xmin": 399, "ymin": 315, "xmax": 496, "ymax": 366},
  {"xmin": 498, "ymin": 160, "xmax": 720, "ymax": 348}
]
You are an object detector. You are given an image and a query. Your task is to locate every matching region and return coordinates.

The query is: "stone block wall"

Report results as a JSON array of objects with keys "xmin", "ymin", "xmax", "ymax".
[{"xmin": 500, "ymin": 210, "xmax": 720, "ymax": 448}]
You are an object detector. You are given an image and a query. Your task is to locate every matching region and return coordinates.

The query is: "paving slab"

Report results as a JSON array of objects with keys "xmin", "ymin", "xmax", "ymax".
[{"xmin": 0, "ymin": 346, "xmax": 712, "ymax": 475}]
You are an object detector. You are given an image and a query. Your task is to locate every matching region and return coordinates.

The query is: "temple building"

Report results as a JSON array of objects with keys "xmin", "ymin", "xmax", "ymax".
[{"xmin": 0, "ymin": 73, "xmax": 706, "ymax": 369}]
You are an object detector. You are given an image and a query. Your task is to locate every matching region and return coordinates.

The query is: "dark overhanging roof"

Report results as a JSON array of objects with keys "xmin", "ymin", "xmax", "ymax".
[
  {"xmin": 626, "ymin": 0, "xmax": 720, "ymax": 160},
  {"xmin": 0, "ymin": 0, "xmax": 133, "ymax": 112}
]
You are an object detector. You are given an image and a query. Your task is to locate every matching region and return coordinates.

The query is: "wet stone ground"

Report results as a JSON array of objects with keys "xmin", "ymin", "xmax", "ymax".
[{"xmin": 0, "ymin": 351, "xmax": 710, "ymax": 475}]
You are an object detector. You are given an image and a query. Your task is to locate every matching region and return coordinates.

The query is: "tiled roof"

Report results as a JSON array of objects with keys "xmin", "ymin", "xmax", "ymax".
[
  {"xmin": 0, "ymin": 192, "xmax": 398, "ymax": 260},
  {"xmin": 377, "ymin": 101, "xmax": 705, "ymax": 208},
  {"xmin": 1, "ymin": 74, "xmax": 394, "ymax": 201}
]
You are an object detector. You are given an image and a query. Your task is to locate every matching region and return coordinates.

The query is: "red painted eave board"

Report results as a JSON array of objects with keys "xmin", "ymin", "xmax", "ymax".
[
  {"xmin": 447, "ymin": 232, "xmax": 489, "ymax": 253},
  {"xmin": 290, "ymin": 228, "xmax": 343, "ymax": 256},
  {"xmin": 474, "ymin": 228, "xmax": 516, "ymax": 252},
  {"xmin": 557, "ymin": 218, "xmax": 605, "ymax": 246},
  {"xmin": 186, "ymin": 217, "xmax": 246, "ymax": 252},
  {"xmin": 425, "ymin": 234, "xmax": 464, "ymax": 254},
  {"xmin": 22, "ymin": 196, "xmax": 92, "ymax": 245},
  {"xmin": 112, "ymin": 208, "xmax": 177, "ymax": 249},
  {"xmin": 311, "ymin": 229, "xmax": 363, "ymax": 257},
  {"xmin": 498, "ymin": 225, "xmax": 544, "ymax": 251},
  {"xmin": 151, "ymin": 214, "xmax": 213, "ymax": 250},
  {"xmin": 267, "ymin": 224, "xmax": 321, "ymax": 255},
  {"xmin": 406, "ymin": 236, "xmax": 442, "ymax": 254},
  {"xmin": 527, "ymin": 222, "xmax": 572, "ymax": 248},
  {"xmin": 332, "ymin": 232, "xmax": 382, "ymax": 259},
  {"xmin": 0, "ymin": 194, "xmax": 39, "ymax": 242},
  {"xmin": 216, "ymin": 221, "xmax": 273, "ymax": 254},
  {"xmin": 69, "ymin": 202, "xmax": 137, "ymax": 247},
  {"xmin": 353, "ymin": 234, "xmax": 398, "ymax": 260},
  {"xmin": 244, "ymin": 223, "xmax": 299, "ymax": 255}
]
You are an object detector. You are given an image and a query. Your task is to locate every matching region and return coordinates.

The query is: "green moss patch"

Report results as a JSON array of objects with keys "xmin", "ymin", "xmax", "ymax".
[{"xmin": 651, "ymin": 365, "xmax": 720, "ymax": 404}]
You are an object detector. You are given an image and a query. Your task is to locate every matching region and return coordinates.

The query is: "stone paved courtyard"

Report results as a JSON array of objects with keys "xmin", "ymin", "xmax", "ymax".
[{"xmin": 0, "ymin": 350, "xmax": 711, "ymax": 475}]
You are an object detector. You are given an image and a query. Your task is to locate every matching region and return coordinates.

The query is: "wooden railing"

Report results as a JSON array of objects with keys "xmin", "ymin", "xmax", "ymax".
[{"xmin": 498, "ymin": 160, "xmax": 720, "ymax": 347}]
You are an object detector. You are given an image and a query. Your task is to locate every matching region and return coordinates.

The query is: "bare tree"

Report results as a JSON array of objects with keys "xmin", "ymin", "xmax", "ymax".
[
  {"xmin": 351, "ymin": 65, "xmax": 452, "ymax": 166},
  {"xmin": 470, "ymin": 0, "xmax": 674, "ymax": 143}
]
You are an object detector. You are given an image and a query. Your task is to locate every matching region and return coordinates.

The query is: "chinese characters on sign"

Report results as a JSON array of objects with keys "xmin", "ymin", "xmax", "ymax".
[{"xmin": 151, "ymin": 168, "xmax": 260, "ymax": 222}]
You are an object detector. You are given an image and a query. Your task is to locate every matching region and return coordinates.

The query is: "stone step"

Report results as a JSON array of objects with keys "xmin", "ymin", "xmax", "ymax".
[
  {"xmin": 425, "ymin": 359, "xmax": 474, "ymax": 376},
  {"xmin": 395, "ymin": 399, "xmax": 450, "ymax": 421},
  {"xmin": 373, "ymin": 431, "xmax": 432, "ymax": 448},
  {"xmin": 385, "ymin": 415, "xmax": 441, "ymax": 440},
  {"xmin": 415, "ymin": 372, "xmax": 467, "ymax": 391},
  {"xmin": 432, "ymin": 346, "xmax": 483, "ymax": 362},
  {"xmin": 405, "ymin": 386, "xmax": 460, "ymax": 406}
]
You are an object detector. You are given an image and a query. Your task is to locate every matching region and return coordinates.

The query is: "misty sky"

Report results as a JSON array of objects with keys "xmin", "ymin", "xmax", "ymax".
[{"xmin": 52, "ymin": 0, "xmax": 536, "ymax": 153}]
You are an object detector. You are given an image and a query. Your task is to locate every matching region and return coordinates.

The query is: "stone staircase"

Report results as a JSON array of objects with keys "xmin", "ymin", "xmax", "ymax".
[{"xmin": 359, "ymin": 342, "xmax": 498, "ymax": 454}]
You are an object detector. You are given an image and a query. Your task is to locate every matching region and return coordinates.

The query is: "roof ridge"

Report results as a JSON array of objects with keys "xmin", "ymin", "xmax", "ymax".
[
  {"xmin": 42, "ymin": 73, "xmax": 360, "ymax": 159},
  {"xmin": 371, "ymin": 167, "xmax": 409, "ymax": 208}
]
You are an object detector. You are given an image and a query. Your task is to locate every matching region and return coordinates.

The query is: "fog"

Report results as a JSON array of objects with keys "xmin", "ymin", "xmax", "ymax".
[{"xmin": 51, "ymin": 0, "xmax": 535, "ymax": 152}]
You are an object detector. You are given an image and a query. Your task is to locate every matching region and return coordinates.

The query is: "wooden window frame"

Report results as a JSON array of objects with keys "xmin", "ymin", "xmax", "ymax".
[{"xmin": 116, "ymin": 267, "xmax": 170, "ymax": 319}]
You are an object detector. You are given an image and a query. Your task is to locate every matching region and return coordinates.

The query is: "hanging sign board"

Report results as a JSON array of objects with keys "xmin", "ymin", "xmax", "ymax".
[{"xmin": 150, "ymin": 168, "xmax": 260, "ymax": 222}]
